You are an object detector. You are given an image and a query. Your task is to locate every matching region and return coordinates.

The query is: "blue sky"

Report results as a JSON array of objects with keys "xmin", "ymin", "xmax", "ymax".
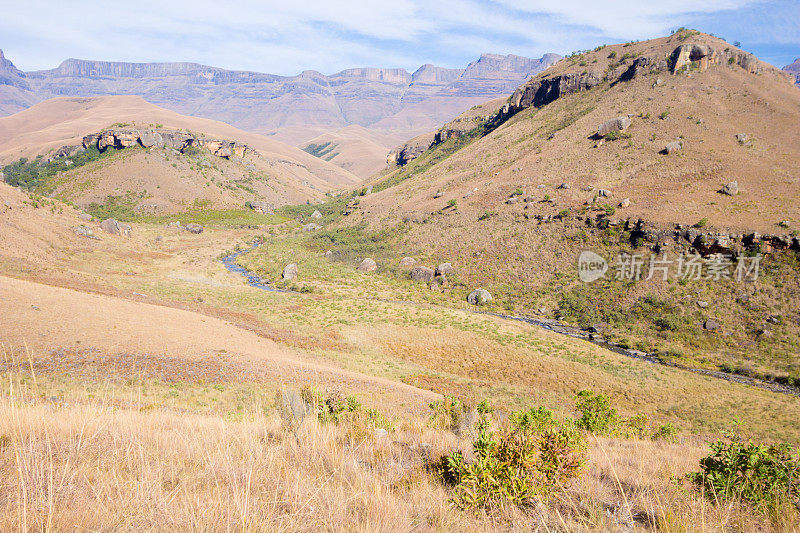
[{"xmin": 2, "ymin": 0, "xmax": 798, "ymax": 74}]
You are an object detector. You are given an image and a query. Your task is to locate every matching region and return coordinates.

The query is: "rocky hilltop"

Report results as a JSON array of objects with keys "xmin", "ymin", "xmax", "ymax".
[{"xmin": 784, "ymin": 58, "xmax": 800, "ymax": 86}]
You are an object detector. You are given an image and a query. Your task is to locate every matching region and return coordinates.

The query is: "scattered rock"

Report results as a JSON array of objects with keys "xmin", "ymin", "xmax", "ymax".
[
  {"xmin": 720, "ymin": 181, "xmax": 739, "ymax": 196},
  {"xmin": 435, "ymin": 263, "xmax": 454, "ymax": 277},
  {"xmin": 282, "ymin": 263, "xmax": 298, "ymax": 281},
  {"xmin": 78, "ymin": 213, "xmax": 92, "ymax": 221},
  {"xmin": 619, "ymin": 198, "xmax": 631, "ymax": 208},
  {"xmin": 410, "ymin": 266, "xmax": 435, "ymax": 282},
  {"xmin": 398, "ymin": 257, "xmax": 416, "ymax": 268},
  {"xmin": 506, "ymin": 197, "xmax": 518, "ymax": 204},
  {"xmin": 73, "ymin": 226, "xmax": 96, "ymax": 238},
  {"xmin": 557, "ymin": 183, "xmax": 571, "ymax": 190},
  {"xmin": 697, "ymin": 300, "xmax": 709, "ymax": 309},
  {"xmin": 99, "ymin": 218, "xmax": 131, "ymax": 236},
  {"xmin": 357, "ymin": 258, "xmax": 377, "ymax": 273},
  {"xmin": 596, "ymin": 116, "xmax": 632, "ymax": 137},
  {"xmin": 467, "ymin": 288, "xmax": 492, "ymax": 305},
  {"xmin": 184, "ymin": 223, "xmax": 204, "ymax": 234},
  {"xmin": 433, "ymin": 191, "xmax": 443, "ymax": 199},
  {"xmin": 663, "ymin": 141, "xmax": 682, "ymax": 154},
  {"xmin": 735, "ymin": 133, "xmax": 748, "ymax": 144},
  {"xmin": 704, "ymin": 319, "xmax": 720, "ymax": 331},
  {"xmin": 598, "ymin": 189, "xmax": 610, "ymax": 198},
  {"xmin": 324, "ymin": 250, "xmax": 334, "ymax": 258},
  {"xmin": 310, "ymin": 210, "xmax": 322, "ymax": 219},
  {"xmin": 303, "ymin": 223, "xmax": 322, "ymax": 232}
]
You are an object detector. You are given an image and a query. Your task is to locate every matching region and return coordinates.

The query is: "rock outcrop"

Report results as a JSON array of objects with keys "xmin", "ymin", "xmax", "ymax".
[
  {"xmin": 99, "ymin": 218, "xmax": 131, "ymax": 237},
  {"xmin": 80, "ymin": 127, "xmax": 252, "ymax": 159}
]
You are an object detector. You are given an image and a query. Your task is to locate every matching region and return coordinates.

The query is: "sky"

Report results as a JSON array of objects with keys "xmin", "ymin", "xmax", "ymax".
[{"xmin": 1, "ymin": 0, "xmax": 799, "ymax": 75}]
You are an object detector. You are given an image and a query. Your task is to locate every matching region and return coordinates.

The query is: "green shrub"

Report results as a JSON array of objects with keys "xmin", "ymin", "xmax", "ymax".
[
  {"xmin": 436, "ymin": 405, "xmax": 586, "ymax": 510},
  {"xmin": 695, "ymin": 217, "xmax": 709, "ymax": 228},
  {"xmin": 574, "ymin": 390, "xmax": 619, "ymax": 434},
  {"xmin": 689, "ymin": 437, "xmax": 800, "ymax": 514},
  {"xmin": 652, "ymin": 423, "xmax": 679, "ymax": 441}
]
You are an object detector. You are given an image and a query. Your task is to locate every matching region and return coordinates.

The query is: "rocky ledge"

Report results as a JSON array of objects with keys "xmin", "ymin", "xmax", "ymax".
[{"xmin": 79, "ymin": 128, "xmax": 252, "ymax": 159}]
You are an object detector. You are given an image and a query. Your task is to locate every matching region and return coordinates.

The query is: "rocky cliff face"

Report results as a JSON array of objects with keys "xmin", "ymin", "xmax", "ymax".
[
  {"xmin": 784, "ymin": 59, "xmax": 800, "ymax": 86},
  {"xmin": 0, "ymin": 49, "xmax": 39, "ymax": 116},
  {"xmin": 0, "ymin": 49, "xmax": 29, "ymax": 90}
]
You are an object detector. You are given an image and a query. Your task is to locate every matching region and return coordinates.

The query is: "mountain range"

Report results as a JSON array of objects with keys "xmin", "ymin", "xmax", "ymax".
[{"xmin": 0, "ymin": 50, "xmax": 561, "ymax": 176}]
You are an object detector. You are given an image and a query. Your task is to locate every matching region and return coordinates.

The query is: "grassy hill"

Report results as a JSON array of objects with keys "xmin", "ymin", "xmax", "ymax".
[{"xmin": 319, "ymin": 31, "xmax": 800, "ymax": 385}]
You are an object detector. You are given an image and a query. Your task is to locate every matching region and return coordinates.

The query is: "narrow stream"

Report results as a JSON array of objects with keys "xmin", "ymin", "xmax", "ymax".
[{"xmin": 221, "ymin": 241, "xmax": 800, "ymax": 398}]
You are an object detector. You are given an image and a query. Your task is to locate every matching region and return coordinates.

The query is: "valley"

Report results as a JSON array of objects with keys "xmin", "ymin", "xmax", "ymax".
[{"xmin": 1, "ymin": 27, "xmax": 799, "ymax": 532}]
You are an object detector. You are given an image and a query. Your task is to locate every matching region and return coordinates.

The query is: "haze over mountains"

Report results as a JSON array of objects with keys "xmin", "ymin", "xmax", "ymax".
[{"xmin": 0, "ymin": 49, "xmax": 561, "ymax": 176}]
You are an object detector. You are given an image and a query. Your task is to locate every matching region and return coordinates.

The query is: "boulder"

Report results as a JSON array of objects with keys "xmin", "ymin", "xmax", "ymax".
[
  {"xmin": 736, "ymin": 133, "xmax": 748, "ymax": 144},
  {"xmin": 310, "ymin": 210, "xmax": 323, "ymax": 219},
  {"xmin": 467, "ymin": 288, "xmax": 492, "ymax": 305},
  {"xmin": 357, "ymin": 258, "xmax": 377, "ymax": 273},
  {"xmin": 557, "ymin": 183, "xmax": 570, "ymax": 189},
  {"xmin": 598, "ymin": 189, "xmax": 610, "ymax": 198},
  {"xmin": 410, "ymin": 266, "xmax": 435, "ymax": 282},
  {"xmin": 100, "ymin": 218, "xmax": 122, "ymax": 235},
  {"xmin": 139, "ymin": 130, "xmax": 163, "ymax": 148},
  {"xmin": 184, "ymin": 223, "xmax": 204, "ymax": 234},
  {"xmin": 619, "ymin": 198, "xmax": 631, "ymax": 208},
  {"xmin": 398, "ymin": 257, "xmax": 416, "ymax": 268},
  {"xmin": 663, "ymin": 141, "xmax": 682, "ymax": 154},
  {"xmin": 324, "ymin": 250, "xmax": 334, "ymax": 258},
  {"xmin": 118, "ymin": 223, "xmax": 132, "ymax": 237},
  {"xmin": 721, "ymin": 181, "xmax": 739, "ymax": 196},
  {"xmin": 435, "ymin": 263, "xmax": 454, "ymax": 276},
  {"xmin": 303, "ymin": 223, "xmax": 322, "ymax": 232},
  {"xmin": 78, "ymin": 213, "xmax": 92, "ymax": 221},
  {"xmin": 597, "ymin": 116, "xmax": 631, "ymax": 137},
  {"xmin": 704, "ymin": 319, "xmax": 720, "ymax": 331},
  {"xmin": 697, "ymin": 300, "xmax": 709, "ymax": 309},
  {"xmin": 282, "ymin": 263, "xmax": 298, "ymax": 280}
]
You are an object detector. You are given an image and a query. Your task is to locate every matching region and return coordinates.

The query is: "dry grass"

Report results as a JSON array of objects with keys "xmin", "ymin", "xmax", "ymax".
[{"xmin": 1, "ymin": 353, "xmax": 797, "ymax": 532}]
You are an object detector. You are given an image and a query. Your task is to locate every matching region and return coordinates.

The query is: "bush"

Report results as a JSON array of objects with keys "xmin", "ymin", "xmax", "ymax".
[
  {"xmin": 436, "ymin": 405, "xmax": 586, "ymax": 510},
  {"xmin": 689, "ymin": 437, "xmax": 800, "ymax": 514},
  {"xmin": 574, "ymin": 390, "xmax": 619, "ymax": 434}
]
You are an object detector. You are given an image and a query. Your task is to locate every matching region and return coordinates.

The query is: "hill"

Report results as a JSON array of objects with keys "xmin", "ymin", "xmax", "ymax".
[
  {"xmin": 0, "ymin": 49, "xmax": 560, "ymax": 177},
  {"xmin": 0, "ymin": 96, "xmax": 360, "ymax": 214},
  {"xmin": 785, "ymin": 58, "xmax": 800, "ymax": 86},
  {"xmin": 332, "ymin": 31, "xmax": 800, "ymax": 384}
]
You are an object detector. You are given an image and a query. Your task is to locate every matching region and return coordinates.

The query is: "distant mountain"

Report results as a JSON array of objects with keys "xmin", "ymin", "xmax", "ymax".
[
  {"xmin": 784, "ymin": 58, "xmax": 800, "ymax": 86},
  {"xmin": 0, "ymin": 50, "xmax": 561, "ymax": 177},
  {"xmin": 0, "ymin": 50, "xmax": 39, "ymax": 115}
]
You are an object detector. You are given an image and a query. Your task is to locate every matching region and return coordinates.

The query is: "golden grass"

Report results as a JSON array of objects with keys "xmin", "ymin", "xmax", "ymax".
[{"xmin": 2, "ymin": 362, "xmax": 796, "ymax": 532}]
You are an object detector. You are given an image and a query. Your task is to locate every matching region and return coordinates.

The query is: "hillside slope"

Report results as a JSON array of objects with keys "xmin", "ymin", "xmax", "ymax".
[
  {"xmin": 339, "ymin": 31, "xmax": 800, "ymax": 381},
  {"xmin": 0, "ymin": 96, "xmax": 360, "ymax": 212}
]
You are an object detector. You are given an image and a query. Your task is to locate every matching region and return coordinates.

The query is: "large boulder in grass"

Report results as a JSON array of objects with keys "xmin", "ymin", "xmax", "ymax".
[
  {"xmin": 357, "ymin": 258, "xmax": 377, "ymax": 273},
  {"xmin": 721, "ymin": 181, "xmax": 739, "ymax": 196},
  {"xmin": 435, "ymin": 262, "xmax": 454, "ymax": 276},
  {"xmin": 597, "ymin": 116, "xmax": 631, "ymax": 137},
  {"xmin": 399, "ymin": 257, "xmax": 416, "ymax": 268},
  {"xmin": 282, "ymin": 263, "xmax": 298, "ymax": 280},
  {"xmin": 410, "ymin": 266, "xmax": 435, "ymax": 282},
  {"xmin": 184, "ymin": 223, "xmax": 204, "ymax": 234},
  {"xmin": 310, "ymin": 210, "xmax": 323, "ymax": 219},
  {"xmin": 467, "ymin": 288, "xmax": 492, "ymax": 305}
]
